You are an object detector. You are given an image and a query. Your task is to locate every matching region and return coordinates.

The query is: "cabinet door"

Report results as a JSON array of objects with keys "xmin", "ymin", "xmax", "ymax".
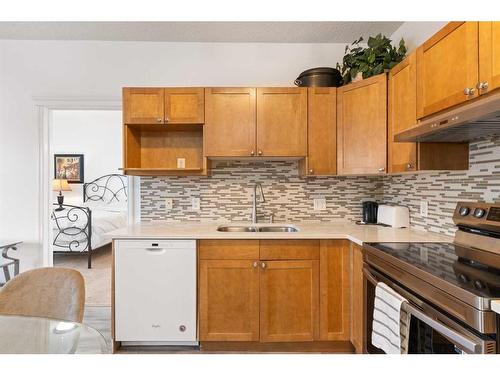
[
  {"xmin": 337, "ymin": 74, "xmax": 387, "ymax": 175},
  {"xmin": 164, "ymin": 88, "xmax": 204, "ymax": 124},
  {"xmin": 199, "ymin": 260, "xmax": 260, "ymax": 341},
  {"xmin": 417, "ymin": 22, "xmax": 479, "ymax": 118},
  {"xmin": 204, "ymin": 88, "xmax": 256, "ymax": 157},
  {"xmin": 388, "ymin": 53, "xmax": 418, "ymax": 173},
  {"xmin": 256, "ymin": 88, "xmax": 307, "ymax": 157},
  {"xmin": 306, "ymin": 88, "xmax": 337, "ymax": 176},
  {"xmin": 260, "ymin": 260, "xmax": 319, "ymax": 342},
  {"xmin": 350, "ymin": 243, "xmax": 364, "ymax": 354},
  {"xmin": 319, "ymin": 240, "xmax": 350, "ymax": 341},
  {"xmin": 479, "ymin": 21, "xmax": 500, "ymax": 93},
  {"xmin": 123, "ymin": 88, "xmax": 165, "ymax": 124}
]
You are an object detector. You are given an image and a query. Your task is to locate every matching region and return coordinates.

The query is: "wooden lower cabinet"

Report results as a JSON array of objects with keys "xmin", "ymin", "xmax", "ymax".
[
  {"xmin": 198, "ymin": 239, "xmax": 353, "ymax": 349},
  {"xmin": 260, "ymin": 260, "xmax": 319, "ymax": 342},
  {"xmin": 350, "ymin": 243, "xmax": 364, "ymax": 354},
  {"xmin": 198, "ymin": 259, "xmax": 260, "ymax": 341},
  {"xmin": 319, "ymin": 240, "xmax": 351, "ymax": 341}
]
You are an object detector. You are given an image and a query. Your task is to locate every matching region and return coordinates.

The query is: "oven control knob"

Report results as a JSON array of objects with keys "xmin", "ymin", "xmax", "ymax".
[
  {"xmin": 473, "ymin": 280, "xmax": 485, "ymax": 289},
  {"xmin": 459, "ymin": 206, "xmax": 470, "ymax": 216},
  {"xmin": 459, "ymin": 274, "xmax": 469, "ymax": 283},
  {"xmin": 473, "ymin": 208, "xmax": 486, "ymax": 218}
]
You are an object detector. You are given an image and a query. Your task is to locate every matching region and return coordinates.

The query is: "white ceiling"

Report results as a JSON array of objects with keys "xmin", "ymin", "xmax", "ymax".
[{"xmin": 0, "ymin": 22, "xmax": 404, "ymax": 43}]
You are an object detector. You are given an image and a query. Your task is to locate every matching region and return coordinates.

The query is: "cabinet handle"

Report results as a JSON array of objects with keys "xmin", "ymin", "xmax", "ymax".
[
  {"xmin": 164, "ymin": 117, "xmax": 170, "ymax": 123},
  {"xmin": 156, "ymin": 118, "xmax": 163, "ymax": 123},
  {"xmin": 476, "ymin": 82, "xmax": 489, "ymax": 92},
  {"xmin": 378, "ymin": 167, "xmax": 385, "ymax": 173},
  {"xmin": 309, "ymin": 169, "xmax": 314, "ymax": 174},
  {"xmin": 252, "ymin": 261, "xmax": 258, "ymax": 268},
  {"xmin": 463, "ymin": 87, "xmax": 475, "ymax": 96},
  {"xmin": 258, "ymin": 150, "xmax": 263, "ymax": 156},
  {"xmin": 250, "ymin": 150, "xmax": 255, "ymax": 156},
  {"xmin": 406, "ymin": 163, "xmax": 414, "ymax": 170},
  {"xmin": 261, "ymin": 262, "xmax": 266, "ymax": 269}
]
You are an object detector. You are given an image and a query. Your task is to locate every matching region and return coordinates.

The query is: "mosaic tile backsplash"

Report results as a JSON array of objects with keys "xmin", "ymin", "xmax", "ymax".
[
  {"xmin": 379, "ymin": 136, "xmax": 500, "ymax": 235},
  {"xmin": 141, "ymin": 161, "xmax": 380, "ymax": 223},
  {"xmin": 141, "ymin": 136, "xmax": 500, "ymax": 236}
]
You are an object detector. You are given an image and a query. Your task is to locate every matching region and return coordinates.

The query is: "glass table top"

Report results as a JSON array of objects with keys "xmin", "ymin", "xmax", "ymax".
[{"xmin": 0, "ymin": 314, "xmax": 109, "ymax": 354}]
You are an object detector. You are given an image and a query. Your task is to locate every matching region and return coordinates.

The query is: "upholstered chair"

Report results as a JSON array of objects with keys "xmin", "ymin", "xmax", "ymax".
[{"xmin": 0, "ymin": 267, "xmax": 85, "ymax": 322}]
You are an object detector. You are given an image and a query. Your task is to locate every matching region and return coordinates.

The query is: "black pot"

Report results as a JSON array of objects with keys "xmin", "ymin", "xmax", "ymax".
[{"xmin": 294, "ymin": 67, "xmax": 343, "ymax": 87}]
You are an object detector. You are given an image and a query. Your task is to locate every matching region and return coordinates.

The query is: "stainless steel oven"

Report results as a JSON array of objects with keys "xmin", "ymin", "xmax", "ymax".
[
  {"xmin": 363, "ymin": 264, "xmax": 497, "ymax": 354},
  {"xmin": 362, "ymin": 202, "xmax": 500, "ymax": 354}
]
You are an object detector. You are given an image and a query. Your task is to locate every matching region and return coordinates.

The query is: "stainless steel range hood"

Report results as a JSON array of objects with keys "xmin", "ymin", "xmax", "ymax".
[{"xmin": 395, "ymin": 90, "xmax": 500, "ymax": 142}]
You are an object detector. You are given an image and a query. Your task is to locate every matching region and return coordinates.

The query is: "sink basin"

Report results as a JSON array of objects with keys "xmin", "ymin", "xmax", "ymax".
[
  {"xmin": 217, "ymin": 225, "xmax": 299, "ymax": 233},
  {"xmin": 257, "ymin": 226, "xmax": 298, "ymax": 232},
  {"xmin": 217, "ymin": 226, "xmax": 257, "ymax": 232}
]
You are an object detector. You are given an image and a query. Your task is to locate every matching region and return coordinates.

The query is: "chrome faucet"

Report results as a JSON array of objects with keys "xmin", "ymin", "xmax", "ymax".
[{"xmin": 251, "ymin": 183, "xmax": 266, "ymax": 224}]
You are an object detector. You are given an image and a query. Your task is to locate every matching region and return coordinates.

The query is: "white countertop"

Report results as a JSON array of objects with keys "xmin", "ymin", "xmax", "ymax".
[{"xmin": 108, "ymin": 221, "xmax": 452, "ymax": 246}]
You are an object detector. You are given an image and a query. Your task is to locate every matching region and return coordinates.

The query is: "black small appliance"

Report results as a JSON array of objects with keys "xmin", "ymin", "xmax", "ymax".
[{"xmin": 362, "ymin": 201, "xmax": 378, "ymax": 224}]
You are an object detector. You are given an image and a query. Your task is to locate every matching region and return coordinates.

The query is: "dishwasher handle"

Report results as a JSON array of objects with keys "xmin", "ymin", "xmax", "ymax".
[
  {"xmin": 363, "ymin": 265, "xmax": 486, "ymax": 354},
  {"xmin": 144, "ymin": 247, "xmax": 167, "ymax": 253}
]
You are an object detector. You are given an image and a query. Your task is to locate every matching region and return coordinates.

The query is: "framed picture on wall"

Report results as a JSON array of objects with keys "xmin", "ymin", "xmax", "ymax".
[{"xmin": 54, "ymin": 154, "xmax": 84, "ymax": 183}]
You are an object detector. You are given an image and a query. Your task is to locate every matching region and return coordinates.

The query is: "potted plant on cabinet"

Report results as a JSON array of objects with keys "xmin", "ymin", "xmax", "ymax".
[{"xmin": 337, "ymin": 34, "xmax": 407, "ymax": 85}]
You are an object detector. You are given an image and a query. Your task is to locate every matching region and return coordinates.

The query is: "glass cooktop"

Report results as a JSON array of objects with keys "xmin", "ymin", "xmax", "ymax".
[{"xmin": 366, "ymin": 242, "xmax": 500, "ymax": 299}]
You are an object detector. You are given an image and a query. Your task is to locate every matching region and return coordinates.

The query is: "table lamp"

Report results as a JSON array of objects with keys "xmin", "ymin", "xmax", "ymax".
[{"xmin": 52, "ymin": 179, "xmax": 72, "ymax": 211}]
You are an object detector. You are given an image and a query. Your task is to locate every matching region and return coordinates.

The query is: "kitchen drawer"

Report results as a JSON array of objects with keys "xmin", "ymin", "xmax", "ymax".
[
  {"xmin": 259, "ymin": 240, "xmax": 320, "ymax": 260},
  {"xmin": 198, "ymin": 240, "xmax": 259, "ymax": 260},
  {"xmin": 114, "ymin": 239, "xmax": 197, "ymax": 343}
]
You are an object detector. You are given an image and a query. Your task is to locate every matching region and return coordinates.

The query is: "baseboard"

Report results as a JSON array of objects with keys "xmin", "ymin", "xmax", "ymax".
[{"xmin": 200, "ymin": 341, "xmax": 355, "ymax": 353}]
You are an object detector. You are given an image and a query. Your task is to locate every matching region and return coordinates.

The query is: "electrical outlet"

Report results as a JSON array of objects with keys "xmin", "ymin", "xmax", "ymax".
[
  {"xmin": 420, "ymin": 200, "xmax": 428, "ymax": 217},
  {"xmin": 313, "ymin": 198, "xmax": 327, "ymax": 211},
  {"xmin": 165, "ymin": 198, "xmax": 173, "ymax": 210},
  {"xmin": 177, "ymin": 158, "xmax": 186, "ymax": 169},
  {"xmin": 191, "ymin": 197, "xmax": 200, "ymax": 211}
]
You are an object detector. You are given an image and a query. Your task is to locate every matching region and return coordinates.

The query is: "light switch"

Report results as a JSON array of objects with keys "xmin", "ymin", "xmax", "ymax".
[
  {"xmin": 191, "ymin": 197, "xmax": 200, "ymax": 211},
  {"xmin": 313, "ymin": 198, "xmax": 327, "ymax": 211},
  {"xmin": 165, "ymin": 198, "xmax": 173, "ymax": 210},
  {"xmin": 420, "ymin": 201, "xmax": 428, "ymax": 217}
]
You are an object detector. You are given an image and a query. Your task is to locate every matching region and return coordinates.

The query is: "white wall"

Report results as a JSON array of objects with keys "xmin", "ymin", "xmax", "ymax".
[
  {"xmin": 50, "ymin": 110, "xmax": 122, "ymax": 204},
  {"xmin": 0, "ymin": 40, "xmax": 347, "ymax": 244},
  {"xmin": 390, "ymin": 22, "xmax": 447, "ymax": 52}
]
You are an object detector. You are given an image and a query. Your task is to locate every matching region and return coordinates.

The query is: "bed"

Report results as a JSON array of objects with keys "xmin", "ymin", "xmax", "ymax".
[{"xmin": 51, "ymin": 174, "xmax": 128, "ymax": 268}]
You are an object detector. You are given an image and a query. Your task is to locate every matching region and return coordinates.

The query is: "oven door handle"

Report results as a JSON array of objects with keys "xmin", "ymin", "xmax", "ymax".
[{"xmin": 362, "ymin": 266, "xmax": 483, "ymax": 354}]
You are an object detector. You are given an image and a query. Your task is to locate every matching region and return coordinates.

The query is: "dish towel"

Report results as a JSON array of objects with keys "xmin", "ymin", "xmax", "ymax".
[{"xmin": 371, "ymin": 282, "xmax": 411, "ymax": 354}]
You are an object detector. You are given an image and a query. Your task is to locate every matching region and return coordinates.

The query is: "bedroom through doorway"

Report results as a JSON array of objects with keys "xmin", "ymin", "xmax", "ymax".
[{"xmin": 49, "ymin": 109, "xmax": 126, "ymax": 307}]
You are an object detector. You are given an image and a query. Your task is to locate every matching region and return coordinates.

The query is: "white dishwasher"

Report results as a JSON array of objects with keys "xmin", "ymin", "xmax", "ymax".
[{"xmin": 114, "ymin": 239, "xmax": 197, "ymax": 346}]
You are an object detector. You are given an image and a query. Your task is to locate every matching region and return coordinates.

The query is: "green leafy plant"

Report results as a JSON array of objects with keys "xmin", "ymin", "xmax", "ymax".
[{"xmin": 336, "ymin": 34, "xmax": 407, "ymax": 85}]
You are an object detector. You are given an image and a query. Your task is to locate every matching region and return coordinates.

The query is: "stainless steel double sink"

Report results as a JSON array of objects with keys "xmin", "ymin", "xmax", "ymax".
[{"xmin": 217, "ymin": 225, "xmax": 299, "ymax": 233}]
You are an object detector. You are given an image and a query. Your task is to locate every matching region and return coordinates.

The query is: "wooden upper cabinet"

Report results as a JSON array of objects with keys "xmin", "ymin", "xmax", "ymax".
[
  {"xmin": 260, "ymin": 260, "xmax": 319, "ymax": 342},
  {"xmin": 416, "ymin": 22, "xmax": 479, "ymax": 118},
  {"xmin": 389, "ymin": 53, "xmax": 418, "ymax": 173},
  {"xmin": 319, "ymin": 240, "xmax": 350, "ymax": 341},
  {"xmin": 164, "ymin": 88, "xmax": 204, "ymax": 124},
  {"xmin": 204, "ymin": 88, "xmax": 256, "ymax": 157},
  {"xmin": 123, "ymin": 88, "xmax": 165, "ymax": 124},
  {"xmin": 305, "ymin": 88, "xmax": 337, "ymax": 176},
  {"xmin": 337, "ymin": 74, "xmax": 387, "ymax": 175},
  {"xmin": 389, "ymin": 54, "xmax": 470, "ymax": 173},
  {"xmin": 256, "ymin": 88, "xmax": 307, "ymax": 157},
  {"xmin": 123, "ymin": 87, "xmax": 204, "ymax": 125},
  {"xmin": 479, "ymin": 21, "xmax": 500, "ymax": 94},
  {"xmin": 198, "ymin": 259, "xmax": 260, "ymax": 341}
]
